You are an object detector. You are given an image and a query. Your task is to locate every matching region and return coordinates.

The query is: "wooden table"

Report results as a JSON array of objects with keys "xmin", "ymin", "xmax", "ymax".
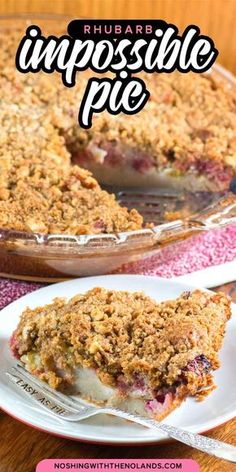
[
  {"xmin": 0, "ymin": 282, "xmax": 235, "ymax": 472},
  {"xmin": 0, "ymin": 0, "xmax": 236, "ymax": 74}
]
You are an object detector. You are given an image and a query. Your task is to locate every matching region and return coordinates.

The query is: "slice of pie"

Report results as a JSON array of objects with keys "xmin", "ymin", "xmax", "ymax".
[{"xmin": 10, "ymin": 288, "xmax": 231, "ymax": 420}]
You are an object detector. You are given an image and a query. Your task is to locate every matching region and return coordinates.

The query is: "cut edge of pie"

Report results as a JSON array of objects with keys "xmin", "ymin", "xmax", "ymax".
[{"xmin": 10, "ymin": 287, "xmax": 231, "ymax": 420}]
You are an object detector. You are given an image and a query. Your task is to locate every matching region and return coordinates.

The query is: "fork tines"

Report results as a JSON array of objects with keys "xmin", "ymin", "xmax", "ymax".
[
  {"xmin": 7, "ymin": 362, "xmax": 87, "ymax": 412},
  {"xmin": 113, "ymin": 187, "xmax": 184, "ymax": 223}
]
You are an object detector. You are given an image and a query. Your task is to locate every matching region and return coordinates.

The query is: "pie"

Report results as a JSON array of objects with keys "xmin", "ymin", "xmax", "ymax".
[
  {"xmin": 10, "ymin": 288, "xmax": 231, "ymax": 420},
  {"xmin": 0, "ymin": 28, "xmax": 236, "ymax": 237}
]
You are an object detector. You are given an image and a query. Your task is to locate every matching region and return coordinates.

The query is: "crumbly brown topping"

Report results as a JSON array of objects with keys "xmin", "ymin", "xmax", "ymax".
[
  {"xmin": 12, "ymin": 288, "xmax": 231, "ymax": 392},
  {"xmin": 29, "ymin": 67, "xmax": 236, "ymax": 185},
  {"xmin": 0, "ymin": 31, "xmax": 143, "ymax": 234},
  {"xmin": 0, "ymin": 27, "xmax": 236, "ymax": 234},
  {"xmin": 0, "ymin": 165, "xmax": 142, "ymax": 234},
  {"xmin": 71, "ymin": 72, "xmax": 236, "ymax": 177}
]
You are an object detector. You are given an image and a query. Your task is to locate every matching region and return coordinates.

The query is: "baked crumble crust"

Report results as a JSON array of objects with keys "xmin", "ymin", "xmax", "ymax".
[
  {"xmin": 11, "ymin": 288, "xmax": 231, "ymax": 396},
  {"xmin": 0, "ymin": 28, "xmax": 236, "ymax": 234},
  {"xmin": 33, "ymin": 68, "xmax": 236, "ymax": 187},
  {"xmin": 55, "ymin": 71, "xmax": 236, "ymax": 177},
  {"xmin": 0, "ymin": 165, "xmax": 142, "ymax": 234},
  {"xmin": 0, "ymin": 71, "xmax": 142, "ymax": 234}
]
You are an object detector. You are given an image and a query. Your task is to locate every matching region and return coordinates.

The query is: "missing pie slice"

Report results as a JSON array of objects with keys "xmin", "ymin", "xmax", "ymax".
[{"xmin": 10, "ymin": 288, "xmax": 231, "ymax": 420}]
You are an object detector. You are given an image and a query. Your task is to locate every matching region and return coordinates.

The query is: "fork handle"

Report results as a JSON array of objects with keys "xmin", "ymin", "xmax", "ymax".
[
  {"xmin": 155, "ymin": 193, "xmax": 236, "ymax": 247},
  {"xmin": 103, "ymin": 408, "xmax": 236, "ymax": 463}
]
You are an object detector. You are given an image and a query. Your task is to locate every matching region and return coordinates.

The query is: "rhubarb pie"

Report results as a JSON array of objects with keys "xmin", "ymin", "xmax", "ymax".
[
  {"xmin": 0, "ymin": 29, "xmax": 236, "ymax": 239},
  {"xmin": 10, "ymin": 288, "xmax": 231, "ymax": 420}
]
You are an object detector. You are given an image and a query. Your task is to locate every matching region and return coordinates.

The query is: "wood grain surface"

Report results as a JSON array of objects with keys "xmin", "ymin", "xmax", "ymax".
[
  {"xmin": 0, "ymin": 0, "xmax": 236, "ymax": 73},
  {"xmin": 0, "ymin": 282, "xmax": 235, "ymax": 472}
]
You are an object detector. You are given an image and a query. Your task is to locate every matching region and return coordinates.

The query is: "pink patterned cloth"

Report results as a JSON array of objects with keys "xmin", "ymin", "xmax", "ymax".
[
  {"xmin": 0, "ymin": 279, "xmax": 42, "ymax": 310},
  {"xmin": 120, "ymin": 224, "xmax": 236, "ymax": 277},
  {"xmin": 0, "ymin": 225, "xmax": 235, "ymax": 310}
]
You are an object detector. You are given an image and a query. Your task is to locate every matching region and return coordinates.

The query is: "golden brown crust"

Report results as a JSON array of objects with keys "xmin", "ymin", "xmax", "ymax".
[
  {"xmin": 31, "ymin": 69, "xmax": 236, "ymax": 187},
  {"xmin": 0, "ymin": 31, "xmax": 143, "ymax": 235},
  {"xmin": 12, "ymin": 288, "xmax": 231, "ymax": 395},
  {"xmin": 0, "ymin": 165, "xmax": 142, "ymax": 234},
  {"xmin": 0, "ymin": 28, "xmax": 236, "ymax": 234},
  {"xmin": 72, "ymin": 72, "xmax": 236, "ymax": 176}
]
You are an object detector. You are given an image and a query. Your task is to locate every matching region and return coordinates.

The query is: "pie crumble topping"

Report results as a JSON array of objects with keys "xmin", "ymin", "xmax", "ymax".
[
  {"xmin": 0, "ymin": 28, "xmax": 236, "ymax": 236},
  {"xmin": 10, "ymin": 288, "xmax": 231, "ymax": 420}
]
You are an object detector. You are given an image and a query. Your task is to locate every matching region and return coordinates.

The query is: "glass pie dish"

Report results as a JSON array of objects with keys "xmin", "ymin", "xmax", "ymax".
[
  {"xmin": 0, "ymin": 191, "xmax": 235, "ymax": 282},
  {"xmin": 0, "ymin": 14, "xmax": 236, "ymax": 281}
]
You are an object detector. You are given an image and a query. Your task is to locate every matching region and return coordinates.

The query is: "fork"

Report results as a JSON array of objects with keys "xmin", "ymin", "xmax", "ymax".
[
  {"xmin": 6, "ymin": 363, "xmax": 236, "ymax": 463},
  {"xmin": 109, "ymin": 187, "xmax": 236, "ymax": 226},
  {"xmin": 105, "ymin": 187, "xmax": 236, "ymax": 249}
]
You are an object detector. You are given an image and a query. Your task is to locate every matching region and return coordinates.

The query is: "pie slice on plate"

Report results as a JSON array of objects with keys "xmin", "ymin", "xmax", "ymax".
[{"xmin": 10, "ymin": 287, "xmax": 231, "ymax": 420}]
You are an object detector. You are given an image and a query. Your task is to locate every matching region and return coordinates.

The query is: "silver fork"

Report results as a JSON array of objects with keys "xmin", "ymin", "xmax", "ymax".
[
  {"xmin": 106, "ymin": 186, "xmax": 236, "ymax": 227},
  {"xmin": 6, "ymin": 362, "xmax": 236, "ymax": 463}
]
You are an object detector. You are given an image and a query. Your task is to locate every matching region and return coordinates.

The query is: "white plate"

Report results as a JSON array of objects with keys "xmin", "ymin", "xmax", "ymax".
[
  {"xmin": 175, "ymin": 260, "xmax": 236, "ymax": 288},
  {"xmin": 0, "ymin": 275, "xmax": 235, "ymax": 444}
]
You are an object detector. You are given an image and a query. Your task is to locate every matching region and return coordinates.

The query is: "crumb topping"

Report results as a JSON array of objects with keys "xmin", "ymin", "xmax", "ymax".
[
  {"xmin": 0, "ymin": 27, "xmax": 235, "ymax": 234},
  {"xmin": 12, "ymin": 288, "xmax": 231, "ymax": 393},
  {"xmin": 0, "ymin": 62, "xmax": 142, "ymax": 234},
  {"xmin": 0, "ymin": 164, "xmax": 142, "ymax": 234}
]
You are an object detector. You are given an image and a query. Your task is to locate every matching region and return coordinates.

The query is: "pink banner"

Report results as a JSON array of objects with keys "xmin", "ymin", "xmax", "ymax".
[{"xmin": 36, "ymin": 459, "xmax": 199, "ymax": 472}]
